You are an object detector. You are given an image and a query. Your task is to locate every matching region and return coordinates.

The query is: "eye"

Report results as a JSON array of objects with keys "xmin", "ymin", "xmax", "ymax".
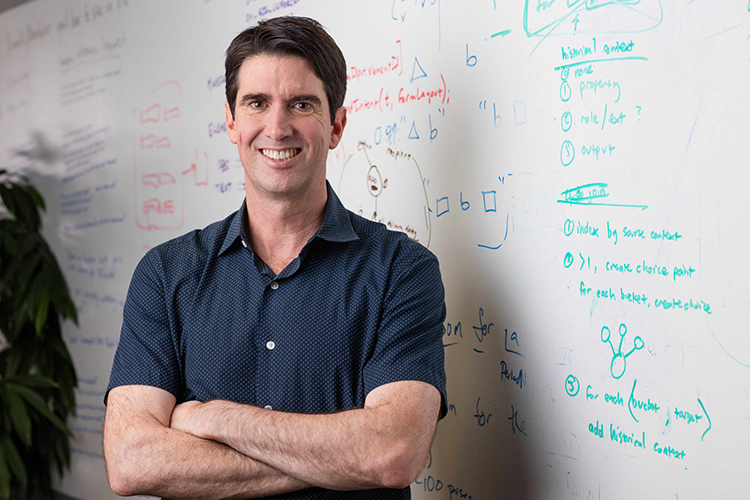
[{"xmin": 293, "ymin": 101, "xmax": 313, "ymax": 111}]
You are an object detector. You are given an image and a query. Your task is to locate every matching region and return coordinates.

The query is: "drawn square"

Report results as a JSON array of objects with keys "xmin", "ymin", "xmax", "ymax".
[
  {"xmin": 482, "ymin": 191, "xmax": 497, "ymax": 212},
  {"xmin": 436, "ymin": 197, "xmax": 450, "ymax": 217}
]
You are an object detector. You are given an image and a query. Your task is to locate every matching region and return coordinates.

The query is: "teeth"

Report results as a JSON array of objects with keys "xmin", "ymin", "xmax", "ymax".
[{"xmin": 262, "ymin": 149, "xmax": 300, "ymax": 161}]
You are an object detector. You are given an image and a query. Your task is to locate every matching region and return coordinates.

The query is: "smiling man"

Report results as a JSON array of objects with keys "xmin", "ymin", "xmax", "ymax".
[{"xmin": 103, "ymin": 17, "xmax": 447, "ymax": 500}]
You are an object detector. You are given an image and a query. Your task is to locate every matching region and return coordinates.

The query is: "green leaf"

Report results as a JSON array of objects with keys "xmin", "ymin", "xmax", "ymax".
[
  {"xmin": 0, "ymin": 185, "xmax": 17, "ymax": 220},
  {"xmin": 20, "ymin": 271, "xmax": 44, "ymax": 327},
  {"xmin": 50, "ymin": 336, "xmax": 74, "ymax": 367},
  {"xmin": 0, "ymin": 231, "xmax": 19, "ymax": 256},
  {"xmin": 26, "ymin": 185, "xmax": 45, "ymax": 212},
  {"xmin": 3, "ymin": 347, "xmax": 22, "ymax": 378},
  {"xmin": 0, "ymin": 435, "xmax": 27, "ymax": 491},
  {"xmin": 10, "ymin": 186, "xmax": 34, "ymax": 229},
  {"xmin": 15, "ymin": 239, "xmax": 43, "ymax": 284},
  {"xmin": 4, "ymin": 387, "xmax": 31, "ymax": 447},
  {"xmin": 3, "ymin": 235, "xmax": 42, "ymax": 295},
  {"xmin": 0, "ymin": 448, "xmax": 10, "ymax": 500},
  {"xmin": 60, "ymin": 293, "xmax": 79, "ymax": 325},
  {"xmin": 7, "ymin": 374, "xmax": 57, "ymax": 389},
  {"xmin": 34, "ymin": 290, "xmax": 50, "ymax": 336},
  {"xmin": 6, "ymin": 384, "xmax": 72, "ymax": 438},
  {"xmin": 46, "ymin": 266, "xmax": 78, "ymax": 324}
]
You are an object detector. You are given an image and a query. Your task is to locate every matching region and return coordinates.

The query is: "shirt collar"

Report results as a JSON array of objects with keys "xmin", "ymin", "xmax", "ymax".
[
  {"xmin": 317, "ymin": 181, "xmax": 359, "ymax": 243},
  {"xmin": 218, "ymin": 181, "xmax": 358, "ymax": 256}
]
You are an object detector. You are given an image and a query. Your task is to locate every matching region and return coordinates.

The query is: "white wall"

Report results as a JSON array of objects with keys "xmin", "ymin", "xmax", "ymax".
[{"xmin": 1, "ymin": 1, "xmax": 749, "ymax": 498}]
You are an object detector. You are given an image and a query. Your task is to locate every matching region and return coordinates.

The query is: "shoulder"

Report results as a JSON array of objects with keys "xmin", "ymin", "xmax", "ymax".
[
  {"xmin": 346, "ymin": 210, "xmax": 440, "ymax": 278},
  {"xmin": 134, "ymin": 210, "xmax": 238, "ymax": 284}
]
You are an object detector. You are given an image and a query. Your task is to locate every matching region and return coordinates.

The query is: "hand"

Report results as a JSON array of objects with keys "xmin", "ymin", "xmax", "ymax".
[{"xmin": 170, "ymin": 400, "xmax": 211, "ymax": 439}]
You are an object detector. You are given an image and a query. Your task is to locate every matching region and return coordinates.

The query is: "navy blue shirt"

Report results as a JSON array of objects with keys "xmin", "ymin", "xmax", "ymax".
[{"xmin": 107, "ymin": 183, "xmax": 447, "ymax": 499}]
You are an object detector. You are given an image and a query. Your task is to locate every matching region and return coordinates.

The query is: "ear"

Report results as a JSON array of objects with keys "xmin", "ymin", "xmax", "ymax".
[
  {"xmin": 225, "ymin": 101, "xmax": 239, "ymax": 145},
  {"xmin": 328, "ymin": 106, "xmax": 347, "ymax": 150}
]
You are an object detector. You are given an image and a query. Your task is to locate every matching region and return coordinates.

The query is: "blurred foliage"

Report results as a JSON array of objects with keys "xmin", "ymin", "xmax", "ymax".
[{"xmin": 0, "ymin": 169, "xmax": 78, "ymax": 499}]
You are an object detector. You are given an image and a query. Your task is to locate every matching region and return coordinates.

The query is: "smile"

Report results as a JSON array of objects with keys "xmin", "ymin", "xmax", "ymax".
[{"xmin": 261, "ymin": 148, "xmax": 301, "ymax": 161}]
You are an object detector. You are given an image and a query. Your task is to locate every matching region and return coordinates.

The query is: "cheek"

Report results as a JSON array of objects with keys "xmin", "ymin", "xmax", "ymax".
[
  {"xmin": 238, "ymin": 127, "xmax": 259, "ymax": 147},
  {"xmin": 234, "ymin": 117, "xmax": 259, "ymax": 143},
  {"xmin": 307, "ymin": 123, "xmax": 332, "ymax": 148}
]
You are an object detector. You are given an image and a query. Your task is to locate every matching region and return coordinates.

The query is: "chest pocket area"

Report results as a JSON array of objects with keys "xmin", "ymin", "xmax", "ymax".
[{"xmin": 259, "ymin": 301, "xmax": 373, "ymax": 413}]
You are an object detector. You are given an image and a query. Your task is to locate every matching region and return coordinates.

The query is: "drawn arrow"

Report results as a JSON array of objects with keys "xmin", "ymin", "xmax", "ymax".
[{"xmin": 698, "ymin": 398, "xmax": 711, "ymax": 440}]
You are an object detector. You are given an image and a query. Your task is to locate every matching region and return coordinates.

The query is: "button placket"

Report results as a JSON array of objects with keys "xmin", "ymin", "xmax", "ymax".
[{"xmin": 262, "ymin": 278, "xmax": 279, "ymax": 416}]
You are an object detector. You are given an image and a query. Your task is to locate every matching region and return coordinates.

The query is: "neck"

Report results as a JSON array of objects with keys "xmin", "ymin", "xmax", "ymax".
[{"xmin": 243, "ymin": 180, "xmax": 327, "ymax": 275}]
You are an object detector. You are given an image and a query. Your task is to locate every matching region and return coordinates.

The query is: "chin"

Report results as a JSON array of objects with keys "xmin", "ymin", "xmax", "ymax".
[{"xmin": 256, "ymin": 177, "xmax": 309, "ymax": 196}]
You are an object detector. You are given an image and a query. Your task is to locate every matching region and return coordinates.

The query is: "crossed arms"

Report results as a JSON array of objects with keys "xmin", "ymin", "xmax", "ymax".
[{"xmin": 103, "ymin": 379, "xmax": 441, "ymax": 499}]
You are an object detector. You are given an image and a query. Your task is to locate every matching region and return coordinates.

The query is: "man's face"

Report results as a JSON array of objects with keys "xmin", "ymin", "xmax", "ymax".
[{"xmin": 225, "ymin": 54, "xmax": 346, "ymax": 199}]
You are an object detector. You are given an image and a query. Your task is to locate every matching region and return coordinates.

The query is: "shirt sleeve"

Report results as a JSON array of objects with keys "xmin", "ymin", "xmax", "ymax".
[
  {"xmin": 105, "ymin": 249, "xmax": 182, "ymax": 404},
  {"xmin": 363, "ymin": 245, "xmax": 448, "ymax": 419}
]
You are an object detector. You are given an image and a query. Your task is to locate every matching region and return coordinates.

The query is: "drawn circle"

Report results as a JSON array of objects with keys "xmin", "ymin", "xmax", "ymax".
[
  {"xmin": 564, "ymin": 219, "xmax": 574, "ymax": 236},
  {"xmin": 634, "ymin": 336, "xmax": 645, "ymax": 350},
  {"xmin": 601, "ymin": 326, "xmax": 611, "ymax": 343},
  {"xmin": 619, "ymin": 323, "xmax": 627, "ymax": 338},
  {"xmin": 560, "ymin": 140, "xmax": 575, "ymax": 167},
  {"xmin": 561, "ymin": 67, "xmax": 570, "ymax": 81},
  {"xmin": 610, "ymin": 354, "xmax": 626, "ymax": 379},
  {"xmin": 366, "ymin": 165, "xmax": 383, "ymax": 197},
  {"xmin": 339, "ymin": 144, "xmax": 432, "ymax": 247},
  {"xmin": 560, "ymin": 82, "xmax": 572, "ymax": 102},
  {"xmin": 561, "ymin": 111, "xmax": 573, "ymax": 132},
  {"xmin": 564, "ymin": 252, "xmax": 574, "ymax": 268},
  {"xmin": 565, "ymin": 374, "xmax": 580, "ymax": 397}
]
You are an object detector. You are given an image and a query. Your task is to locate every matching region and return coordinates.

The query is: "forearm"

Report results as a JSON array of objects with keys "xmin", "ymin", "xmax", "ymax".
[
  {"xmin": 175, "ymin": 382, "xmax": 440, "ymax": 491},
  {"xmin": 214, "ymin": 403, "xmax": 397, "ymax": 490},
  {"xmin": 104, "ymin": 411, "xmax": 310, "ymax": 499}
]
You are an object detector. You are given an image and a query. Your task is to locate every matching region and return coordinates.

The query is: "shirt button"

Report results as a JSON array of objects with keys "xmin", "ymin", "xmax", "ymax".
[
  {"xmin": 241, "ymin": 240, "xmax": 248, "ymax": 248},
  {"xmin": 266, "ymin": 341, "xmax": 276, "ymax": 350},
  {"xmin": 270, "ymin": 281, "xmax": 279, "ymax": 290},
  {"xmin": 264, "ymin": 405, "xmax": 273, "ymax": 410}
]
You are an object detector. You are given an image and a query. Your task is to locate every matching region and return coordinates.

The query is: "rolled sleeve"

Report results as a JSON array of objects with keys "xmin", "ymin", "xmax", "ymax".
[
  {"xmin": 363, "ymin": 248, "xmax": 448, "ymax": 419},
  {"xmin": 105, "ymin": 250, "xmax": 182, "ymax": 404}
]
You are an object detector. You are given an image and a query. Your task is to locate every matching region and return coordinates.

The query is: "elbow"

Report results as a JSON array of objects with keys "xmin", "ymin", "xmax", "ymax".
[
  {"xmin": 105, "ymin": 447, "xmax": 159, "ymax": 497},
  {"xmin": 108, "ymin": 474, "xmax": 134, "ymax": 497},
  {"xmin": 376, "ymin": 440, "xmax": 427, "ymax": 490},
  {"xmin": 380, "ymin": 470, "xmax": 419, "ymax": 491},
  {"xmin": 105, "ymin": 458, "xmax": 139, "ymax": 497},
  {"xmin": 103, "ymin": 433, "xmax": 148, "ymax": 496}
]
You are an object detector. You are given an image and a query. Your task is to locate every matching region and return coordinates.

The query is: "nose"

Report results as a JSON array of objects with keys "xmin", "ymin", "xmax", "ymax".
[{"xmin": 265, "ymin": 105, "xmax": 293, "ymax": 141}]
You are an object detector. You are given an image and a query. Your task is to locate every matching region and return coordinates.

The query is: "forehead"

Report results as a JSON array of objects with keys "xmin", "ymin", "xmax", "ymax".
[{"xmin": 236, "ymin": 54, "xmax": 326, "ymax": 98}]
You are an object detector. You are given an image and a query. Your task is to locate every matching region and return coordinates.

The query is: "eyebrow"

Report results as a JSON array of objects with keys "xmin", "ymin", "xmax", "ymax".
[
  {"xmin": 290, "ymin": 95, "xmax": 323, "ymax": 107},
  {"xmin": 238, "ymin": 93, "xmax": 323, "ymax": 108},
  {"xmin": 239, "ymin": 93, "xmax": 269, "ymax": 107}
]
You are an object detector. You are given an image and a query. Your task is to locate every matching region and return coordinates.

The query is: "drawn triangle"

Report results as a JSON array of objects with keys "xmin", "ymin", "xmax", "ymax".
[
  {"xmin": 408, "ymin": 121, "xmax": 420, "ymax": 140},
  {"xmin": 410, "ymin": 57, "xmax": 427, "ymax": 83}
]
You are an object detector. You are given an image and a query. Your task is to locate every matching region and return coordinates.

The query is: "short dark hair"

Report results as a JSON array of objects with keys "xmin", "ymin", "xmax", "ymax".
[{"xmin": 225, "ymin": 17, "xmax": 347, "ymax": 124}]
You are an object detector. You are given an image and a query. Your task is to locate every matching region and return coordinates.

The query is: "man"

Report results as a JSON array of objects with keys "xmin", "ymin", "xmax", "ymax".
[{"xmin": 103, "ymin": 16, "xmax": 447, "ymax": 499}]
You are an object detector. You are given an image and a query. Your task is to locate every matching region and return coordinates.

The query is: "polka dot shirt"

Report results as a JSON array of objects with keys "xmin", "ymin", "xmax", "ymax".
[{"xmin": 106, "ymin": 183, "xmax": 447, "ymax": 499}]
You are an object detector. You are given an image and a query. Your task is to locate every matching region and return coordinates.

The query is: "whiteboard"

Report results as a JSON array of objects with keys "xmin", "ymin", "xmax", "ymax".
[{"xmin": 1, "ymin": 0, "xmax": 749, "ymax": 498}]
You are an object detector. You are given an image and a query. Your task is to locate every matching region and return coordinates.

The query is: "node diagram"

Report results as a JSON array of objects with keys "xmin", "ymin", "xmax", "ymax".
[
  {"xmin": 337, "ymin": 141, "xmax": 432, "ymax": 247},
  {"xmin": 601, "ymin": 323, "xmax": 644, "ymax": 379}
]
